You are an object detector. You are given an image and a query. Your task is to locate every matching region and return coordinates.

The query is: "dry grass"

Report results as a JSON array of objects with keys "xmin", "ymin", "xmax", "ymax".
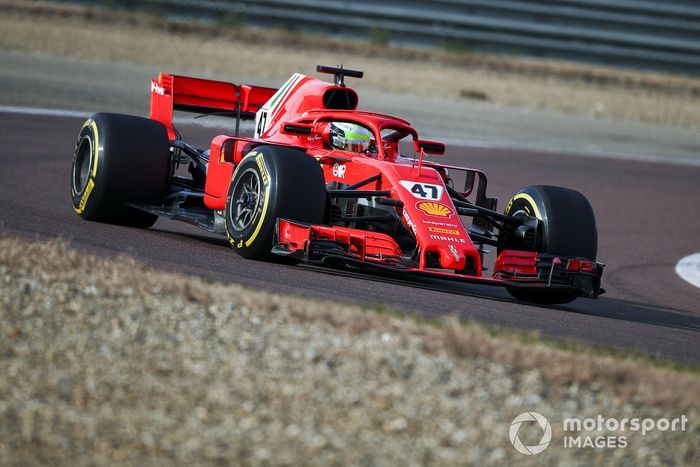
[
  {"xmin": 1, "ymin": 0, "xmax": 700, "ymax": 127},
  {"xmin": 1, "ymin": 234, "xmax": 699, "ymax": 465}
]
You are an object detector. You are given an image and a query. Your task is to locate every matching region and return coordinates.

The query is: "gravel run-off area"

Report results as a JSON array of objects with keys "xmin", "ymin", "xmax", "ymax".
[{"xmin": 1, "ymin": 236, "xmax": 698, "ymax": 465}]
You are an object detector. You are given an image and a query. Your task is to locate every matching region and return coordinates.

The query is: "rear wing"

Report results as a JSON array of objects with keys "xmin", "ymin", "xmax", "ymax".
[{"xmin": 149, "ymin": 72, "xmax": 277, "ymax": 139}]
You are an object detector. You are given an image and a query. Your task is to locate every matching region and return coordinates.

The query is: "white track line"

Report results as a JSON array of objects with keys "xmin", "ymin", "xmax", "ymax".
[
  {"xmin": 0, "ymin": 105, "xmax": 90, "ymax": 118},
  {"xmin": 433, "ymin": 135, "xmax": 700, "ymax": 168},
  {"xmin": 676, "ymin": 253, "xmax": 700, "ymax": 289},
  {"xmin": 0, "ymin": 105, "xmax": 254, "ymax": 130},
  {"xmin": 2, "ymin": 105, "xmax": 699, "ymax": 166}
]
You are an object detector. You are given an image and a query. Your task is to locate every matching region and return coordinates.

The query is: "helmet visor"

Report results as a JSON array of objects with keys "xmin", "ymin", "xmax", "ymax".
[
  {"xmin": 334, "ymin": 135, "xmax": 370, "ymax": 153},
  {"xmin": 330, "ymin": 123, "xmax": 374, "ymax": 154}
]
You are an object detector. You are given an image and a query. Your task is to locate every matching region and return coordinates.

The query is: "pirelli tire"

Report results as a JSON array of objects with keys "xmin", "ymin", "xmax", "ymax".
[
  {"xmin": 225, "ymin": 146, "xmax": 327, "ymax": 261},
  {"xmin": 503, "ymin": 185, "xmax": 598, "ymax": 305},
  {"xmin": 70, "ymin": 113, "xmax": 171, "ymax": 228}
]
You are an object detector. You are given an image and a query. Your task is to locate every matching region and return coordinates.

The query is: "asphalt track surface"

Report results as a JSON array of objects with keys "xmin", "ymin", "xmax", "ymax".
[{"xmin": 1, "ymin": 112, "xmax": 699, "ymax": 363}]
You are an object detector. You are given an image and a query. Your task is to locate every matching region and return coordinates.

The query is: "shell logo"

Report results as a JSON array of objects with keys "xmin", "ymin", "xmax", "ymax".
[{"xmin": 416, "ymin": 201, "xmax": 454, "ymax": 217}]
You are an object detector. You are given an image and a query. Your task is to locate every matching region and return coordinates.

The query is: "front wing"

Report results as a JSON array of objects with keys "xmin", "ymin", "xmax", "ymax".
[{"xmin": 273, "ymin": 219, "xmax": 605, "ymax": 299}]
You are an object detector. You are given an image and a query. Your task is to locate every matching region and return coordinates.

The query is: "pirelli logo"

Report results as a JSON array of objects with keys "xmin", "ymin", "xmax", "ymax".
[
  {"xmin": 428, "ymin": 226, "xmax": 460, "ymax": 236},
  {"xmin": 76, "ymin": 178, "xmax": 95, "ymax": 214},
  {"xmin": 255, "ymin": 153, "xmax": 269, "ymax": 185}
]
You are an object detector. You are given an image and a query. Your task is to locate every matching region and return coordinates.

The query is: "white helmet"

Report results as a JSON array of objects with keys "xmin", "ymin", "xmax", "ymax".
[{"xmin": 329, "ymin": 122, "xmax": 375, "ymax": 154}]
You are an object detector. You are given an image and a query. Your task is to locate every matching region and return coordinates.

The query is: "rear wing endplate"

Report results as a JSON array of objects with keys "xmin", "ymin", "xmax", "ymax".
[{"xmin": 149, "ymin": 72, "xmax": 277, "ymax": 139}]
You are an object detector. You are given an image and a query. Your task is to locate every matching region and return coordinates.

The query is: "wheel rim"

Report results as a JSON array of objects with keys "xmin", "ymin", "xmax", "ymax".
[
  {"xmin": 229, "ymin": 168, "xmax": 262, "ymax": 231},
  {"xmin": 72, "ymin": 136, "xmax": 93, "ymax": 195}
]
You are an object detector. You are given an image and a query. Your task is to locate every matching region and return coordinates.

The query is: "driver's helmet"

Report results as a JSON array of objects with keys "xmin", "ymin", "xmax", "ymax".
[{"xmin": 328, "ymin": 122, "xmax": 375, "ymax": 154}]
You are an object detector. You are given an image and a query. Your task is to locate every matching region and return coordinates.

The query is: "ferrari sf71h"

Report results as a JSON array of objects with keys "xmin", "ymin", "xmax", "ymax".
[{"xmin": 71, "ymin": 65, "xmax": 603, "ymax": 304}]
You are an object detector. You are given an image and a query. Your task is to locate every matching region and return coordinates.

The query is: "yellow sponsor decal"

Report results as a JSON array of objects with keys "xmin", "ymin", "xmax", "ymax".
[
  {"xmin": 75, "ymin": 178, "xmax": 95, "ymax": 214},
  {"xmin": 416, "ymin": 201, "xmax": 454, "ymax": 218},
  {"xmin": 428, "ymin": 226, "xmax": 461, "ymax": 236}
]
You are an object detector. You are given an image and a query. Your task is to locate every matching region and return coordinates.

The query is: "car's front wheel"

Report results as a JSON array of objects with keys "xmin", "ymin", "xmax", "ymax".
[
  {"xmin": 502, "ymin": 185, "xmax": 598, "ymax": 304},
  {"xmin": 224, "ymin": 145, "xmax": 327, "ymax": 260}
]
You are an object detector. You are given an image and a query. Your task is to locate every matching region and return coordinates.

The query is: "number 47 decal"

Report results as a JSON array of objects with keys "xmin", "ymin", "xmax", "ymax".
[
  {"xmin": 255, "ymin": 111, "xmax": 268, "ymax": 139},
  {"xmin": 399, "ymin": 181, "xmax": 444, "ymax": 200}
]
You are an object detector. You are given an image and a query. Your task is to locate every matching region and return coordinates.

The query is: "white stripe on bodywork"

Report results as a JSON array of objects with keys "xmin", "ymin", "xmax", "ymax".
[{"xmin": 254, "ymin": 73, "xmax": 305, "ymax": 139}]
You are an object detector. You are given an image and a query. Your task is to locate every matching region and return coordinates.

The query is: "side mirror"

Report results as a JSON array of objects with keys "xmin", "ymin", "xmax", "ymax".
[
  {"xmin": 414, "ymin": 139, "xmax": 445, "ymax": 155},
  {"xmin": 281, "ymin": 122, "xmax": 313, "ymax": 135}
]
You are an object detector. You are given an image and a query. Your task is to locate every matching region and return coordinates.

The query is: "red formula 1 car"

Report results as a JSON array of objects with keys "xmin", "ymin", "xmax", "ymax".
[{"xmin": 70, "ymin": 65, "xmax": 603, "ymax": 304}]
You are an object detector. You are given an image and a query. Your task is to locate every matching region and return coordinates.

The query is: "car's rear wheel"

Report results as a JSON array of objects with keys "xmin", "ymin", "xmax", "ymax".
[
  {"xmin": 70, "ymin": 113, "xmax": 171, "ymax": 228},
  {"xmin": 225, "ymin": 145, "xmax": 327, "ymax": 261},
  {"xmin": 502, "ymin": 185, "xmax": 598, "ymax": 304}
]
